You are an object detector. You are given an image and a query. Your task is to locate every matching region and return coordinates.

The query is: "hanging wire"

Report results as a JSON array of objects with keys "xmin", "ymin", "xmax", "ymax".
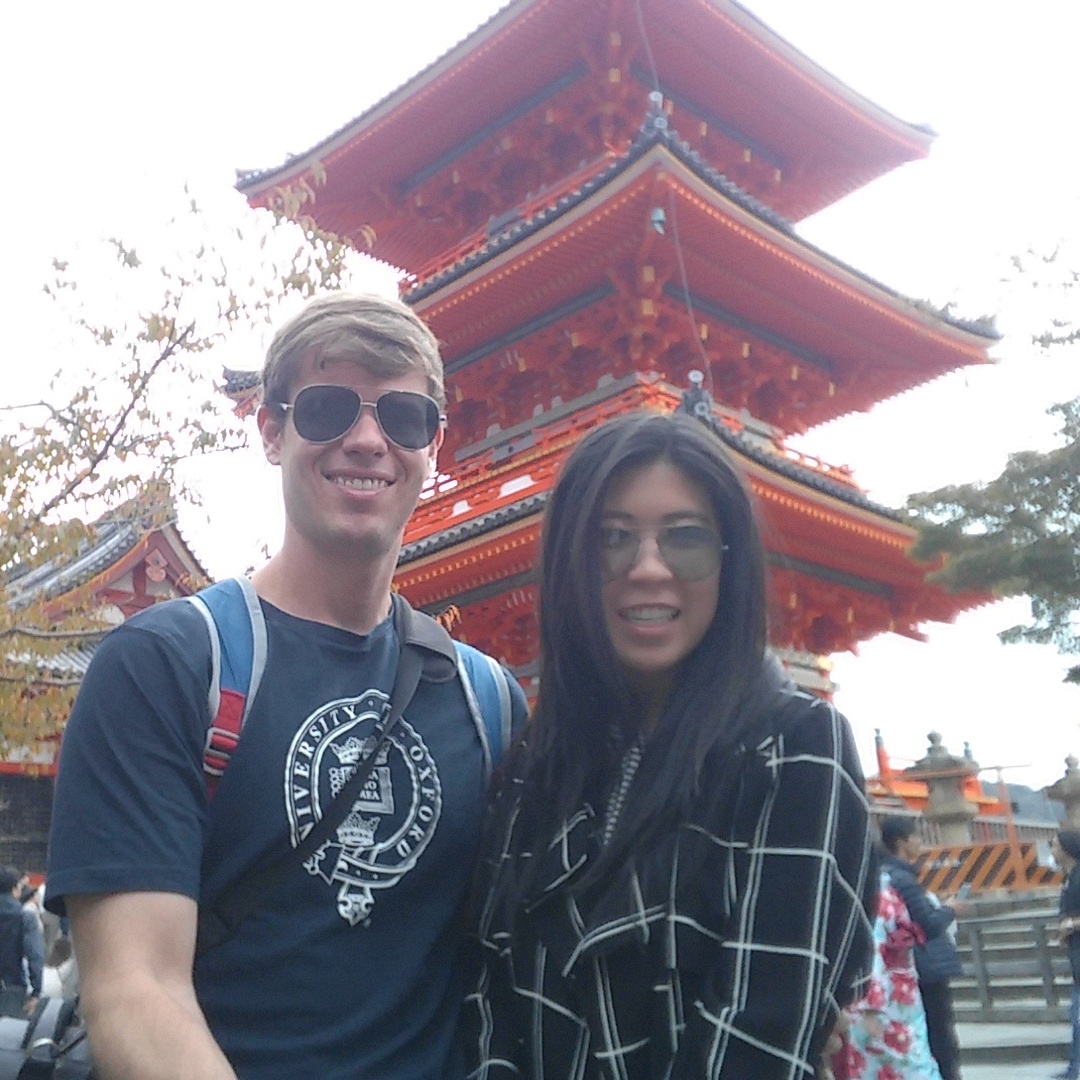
[
  {"xmin": 633, "ymin": 0, "xmax": 662, "ymax": 94},
  {"xmin": 632, "ymin": 0, "xmax": 717, "ymax": 396}
]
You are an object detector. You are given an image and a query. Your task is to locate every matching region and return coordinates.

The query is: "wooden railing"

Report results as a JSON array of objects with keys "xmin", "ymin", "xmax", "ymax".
[
  {"xmin": 409, "ymin": 374, "xmax": 867, "ymax": 547},
  {"xmin": 956, "ymin": 909, "xmax": 1070, "ymax": 1022}
]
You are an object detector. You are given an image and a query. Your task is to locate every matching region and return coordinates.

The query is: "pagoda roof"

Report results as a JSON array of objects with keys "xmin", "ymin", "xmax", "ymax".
[
  {"xmin": 396, "ymin": 377, "xmax": 985, "ymax": 640},
  {"xmin": 408, "ymin": 116, "xmax": 995, "ymax": 343},
  {"xmin": 406, "ymin": 123, "xmax": 995, "ymax": 426},
  {"xmin": 5, "ymin": 486, "xmax": 208, "ymax": 611},
  {"xmin": 401, "ymin": 385, "xmax": 899, "ymax": 568},
  {"xmin": 237, "ymin": 0, "xmax": 935, "ymax": 264},
  {"xmin": 406, "ymin": 113, "xmax": 796, "ymax": 292}
]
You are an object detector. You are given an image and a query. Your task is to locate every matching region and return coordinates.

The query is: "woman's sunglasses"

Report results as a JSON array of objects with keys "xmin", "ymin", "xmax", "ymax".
[
  {"xmin": 274, "ymin": 385, "xmax": 443, "ymax": 450},
  {"xmin": 599, "ymin": 524, "xmax": 726, "ymax": 582}
]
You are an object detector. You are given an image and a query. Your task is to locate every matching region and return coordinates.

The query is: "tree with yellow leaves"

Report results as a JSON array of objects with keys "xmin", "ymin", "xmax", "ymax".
[{"xmin": 0, "ymin": 185, "xmax": 349, "ymax": 751}]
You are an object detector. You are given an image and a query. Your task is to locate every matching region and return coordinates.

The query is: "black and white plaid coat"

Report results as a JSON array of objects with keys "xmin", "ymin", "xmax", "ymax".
[{"xmin": 463, "ymin": 688, "xmax": 876, "ymax": 1080}]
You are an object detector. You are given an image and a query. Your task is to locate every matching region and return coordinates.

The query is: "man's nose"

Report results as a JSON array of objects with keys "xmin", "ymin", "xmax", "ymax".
[{"xmin": 341, "ymin": 402, "xmax": 388, "ymax": 451}]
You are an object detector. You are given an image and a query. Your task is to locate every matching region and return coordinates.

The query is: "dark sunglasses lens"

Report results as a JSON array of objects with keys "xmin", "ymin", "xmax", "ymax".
[
  {"xmin": 599, "ymin": 529, "xmax": 639, "ymax": 582},
  {"xmin": 375, "ymin": 391, "xmax": 439, "ymax": 450},
  {"xmin": 292, "ymin": 385, "xmax": 361, "ymax": 442},
  {"xmin": 657, "ymin": 526, "xmax": 723, "ymax": 581},
  {"xmin": 600, "ymin": 525, "xmax": 723, "ymax": 582}
]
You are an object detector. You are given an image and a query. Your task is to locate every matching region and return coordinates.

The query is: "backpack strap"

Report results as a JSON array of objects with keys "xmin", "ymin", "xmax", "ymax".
[
  {"xmin": 186, "ymin": 577, "xmax": 267, "ymax": 792},
  {"xmin": 187, "ymin": 582, "xmax": 514, "ymax": 793},
  {"xmin": 378, "ymin": 598, "xmax": 516, "ymax": 777},
  {"xmin": 455, "ymin": 642, "xmax": 514, "ymax": 777},
  {"xmin": 197, "ymin": 601, "xmax": 426, "ymax": 958},
  {"xmin": 191, "ymin": 589, "xmax": 521, "ymax": 956}
]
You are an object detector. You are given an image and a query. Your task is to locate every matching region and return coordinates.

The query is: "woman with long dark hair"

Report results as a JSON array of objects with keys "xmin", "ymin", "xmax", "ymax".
[{"xmin": 463, "ymin": 411, "xmax": 876, "ymax": 1079}]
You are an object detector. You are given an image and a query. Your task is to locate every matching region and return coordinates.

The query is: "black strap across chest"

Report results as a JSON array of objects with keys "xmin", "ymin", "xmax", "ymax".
[{"xmin": 194, "ymin": 599, "xmax": 442, "ymax": 958}]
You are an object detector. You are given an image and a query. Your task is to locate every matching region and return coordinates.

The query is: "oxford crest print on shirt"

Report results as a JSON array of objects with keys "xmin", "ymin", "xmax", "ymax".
[{"xmin": 285, "ymin": 691, "xmax": 442, "ymax": 925}]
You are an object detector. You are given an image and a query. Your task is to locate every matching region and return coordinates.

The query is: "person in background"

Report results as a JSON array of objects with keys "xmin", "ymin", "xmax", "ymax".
[
  {"xmin": 879, "ymin": 817, "xmax": 966, "ymax": 1080},
  {"xmin": 19, "ymin": 882, "xmax": 43, "ymax": 936},
  {"xmin": 464, "ymin": 410, "xmax": 877, "ymax": 1079},
  {"xmin": 0, "ymin": 866, "xmax": 44, "ymax": 1018},
  {"xmin": 42, "ymin": 935, "xmax": 80, "ymax": 1002},
  {"xmin": 1051, "ymin": 829, "xmax": 1080, "ymax": 1080},
  {"xmin": 35, "ymin": 884, "xmax": 63, "ymax": 959}
]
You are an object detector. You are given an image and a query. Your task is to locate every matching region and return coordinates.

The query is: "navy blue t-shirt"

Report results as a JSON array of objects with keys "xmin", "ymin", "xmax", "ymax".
[{"xmin": 47, "ymin": 596, "xmax": 522, "ymax": 1079}]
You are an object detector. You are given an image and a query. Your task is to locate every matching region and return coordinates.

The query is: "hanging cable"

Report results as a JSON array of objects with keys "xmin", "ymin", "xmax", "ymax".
[
  {"xmin": 632, "ymin": 0, "xmax": 662, "ymax": 93},
  {"xmin": 632, "ymin": 0, "xmax": 717, "ymax": 397}
]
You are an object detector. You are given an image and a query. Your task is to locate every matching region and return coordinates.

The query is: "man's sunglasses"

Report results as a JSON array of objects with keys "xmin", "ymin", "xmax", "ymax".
[
  {"xmin": 274, "ymin": 385, "xmax": 443, "ymax": 450},
  {"xmin": 599, "ymin": 524, "xmax": 726, "ymax": 583}
]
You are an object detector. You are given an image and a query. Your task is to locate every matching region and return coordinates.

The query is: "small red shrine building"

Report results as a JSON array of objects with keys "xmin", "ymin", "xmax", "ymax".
[
  {"xmin": 237, "ymin": 0, "xmax": 997, "ymax": 693},
  {"xmin": 1, "ymin": 491, "xmax": 207, "ymax": 871}
]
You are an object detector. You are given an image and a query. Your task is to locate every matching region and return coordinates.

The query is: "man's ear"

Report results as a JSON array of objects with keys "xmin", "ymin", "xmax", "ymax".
[{"xmin": 257, "ymin": 403, "xmax": 285, "ymax": 466}]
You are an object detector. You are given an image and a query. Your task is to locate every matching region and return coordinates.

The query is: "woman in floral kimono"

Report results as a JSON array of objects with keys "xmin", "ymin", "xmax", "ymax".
[{"xmin": 832, "ymin": 871, "xmax": 942, "ymax": 1080}]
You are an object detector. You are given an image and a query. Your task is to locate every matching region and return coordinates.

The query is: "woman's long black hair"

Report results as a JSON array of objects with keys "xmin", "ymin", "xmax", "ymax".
[{"xmin": 494, "ymin": 410, "xmax": 772, "ymax": 907}]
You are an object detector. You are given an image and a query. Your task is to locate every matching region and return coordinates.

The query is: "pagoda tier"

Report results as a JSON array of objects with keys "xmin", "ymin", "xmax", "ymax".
[
  {"xmin": 395, "ymin": 376, "xmax": 982, "ymax": 673},
  {"xmin": 238, "ymin": 0, "xmax": 996, "ymax": 680},
  {"xmin": 237, "ymin": 0, "xmax": 934, "ymax": 272},
  {"xmin": 406, "ymin": 121, "xmax": 995, "ymax": 459}
]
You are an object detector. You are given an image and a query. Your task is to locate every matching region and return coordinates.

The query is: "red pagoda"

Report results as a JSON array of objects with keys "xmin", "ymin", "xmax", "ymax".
[{"xmin": 238, "ymin": 0, "xmax": 996, "ymax": 697}]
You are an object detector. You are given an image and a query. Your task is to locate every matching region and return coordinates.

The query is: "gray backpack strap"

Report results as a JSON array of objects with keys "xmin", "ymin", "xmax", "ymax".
[
  {"xmin": 455, "ymin": 642, "xmax": 514, "ymax": 779},
  {"xmin": 234, "ymin": 576, "xmax": 268, "ymax": 725},
  {"xmin": 482, "ymin": 652, "xmax": 514, "ymax": 760},
  {"xmin": 185, "ymin": 577, "xmax": 268, "ymax": 787},
  {"xmin": 187, "ymin": 593, "xmax": 222, "ymax": 720}
]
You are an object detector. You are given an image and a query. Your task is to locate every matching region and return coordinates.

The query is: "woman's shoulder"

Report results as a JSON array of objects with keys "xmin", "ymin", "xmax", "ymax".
[{"xmin": 758, "ymin": 681, "xmax": 850, "ymax": 755}]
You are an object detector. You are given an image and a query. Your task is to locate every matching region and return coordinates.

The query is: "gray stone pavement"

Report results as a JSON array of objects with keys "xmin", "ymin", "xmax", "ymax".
[
  {"xmin": 958, "ymin": 1021, "xmax": 1072, "ymax": 1078},
  {"xmin": 964, "ymin": 1064, "xmax": 1067, "ymax": 1080}
]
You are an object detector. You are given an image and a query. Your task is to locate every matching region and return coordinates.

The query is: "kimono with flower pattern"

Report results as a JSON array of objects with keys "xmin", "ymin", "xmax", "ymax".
[{"xmin": 832, "ymin": 872, "xmax": 942, "ymax": 1080}]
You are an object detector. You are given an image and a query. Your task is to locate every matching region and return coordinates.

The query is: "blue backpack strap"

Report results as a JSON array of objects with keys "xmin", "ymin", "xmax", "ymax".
[
  {"xmin": 455, "ymin": 642, "xmax": 513, "ymax": 779},
  {"xmin": 185, "ymin": 577, "xmax": 267, "ymax": 786}
]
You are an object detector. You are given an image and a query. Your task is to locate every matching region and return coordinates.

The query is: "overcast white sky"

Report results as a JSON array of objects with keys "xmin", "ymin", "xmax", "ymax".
[{"xmin": 2, "ymin": 0, "xmax": 1078, "ymax": 790}]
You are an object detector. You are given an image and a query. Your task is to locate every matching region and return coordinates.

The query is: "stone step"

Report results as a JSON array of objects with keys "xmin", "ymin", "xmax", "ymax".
[
  {"xmin": 953, "ymin": 976, "xmax": 1071, "ymax": 1004},
  {"xmin": 959, "ymin": 946, "xmax": 1058, "ymax": 963},
  {"xmin": 958, "ymin": 928, "xmax": 1054, "ymax": 948},
  {"xmin": 956, "ymin": 1002, "xmax": 1067, "ymax": 1018},
  {"xmin": 957, "ymin": 1019, "xmax": 1071, "ymax": 1065},
  {"xmin": 959, "ymin": 959, "xmax": 1068, "ymax": 980}
]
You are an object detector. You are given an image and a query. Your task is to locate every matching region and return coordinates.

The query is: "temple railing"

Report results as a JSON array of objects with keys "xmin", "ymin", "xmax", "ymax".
[
  {"xmin": 869, "ymin": 806, "xmax": 1058, "ymax": 847},
  {"xmin": 410, "ymin": 375, "xmax": 866, "ymax": 544},
  {"xmin": 956, "ymin": 908, "xmax": 1069, "ymax": 1023}
]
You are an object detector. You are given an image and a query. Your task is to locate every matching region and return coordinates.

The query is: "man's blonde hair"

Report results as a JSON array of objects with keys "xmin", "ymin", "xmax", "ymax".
[{"xmin": 261, "ymin": 293, "xmax": 444, "ymax": 412}]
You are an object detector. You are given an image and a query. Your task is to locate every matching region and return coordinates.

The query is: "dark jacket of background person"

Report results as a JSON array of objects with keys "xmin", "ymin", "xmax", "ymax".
[
  {"xmin": 0, "ymin": 893, "xmax": 43, "ymax": 998},
  {"xmin": 1060, "ymin": 864, "xmax": 1080, "ymax": 982},
  {"xmin": 879, "ymin": 852, "xmax": 962, "ymax": 983}
]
